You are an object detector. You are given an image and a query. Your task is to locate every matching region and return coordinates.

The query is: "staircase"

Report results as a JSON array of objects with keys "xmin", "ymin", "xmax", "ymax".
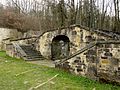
[
  {"xmin": 12, "ymin": 42, "xmax": 44, "ymax": 61},
  {"xmin": 94, "ymin": 29, "xmax": 120, "ymax": 40},
  {"xmin": 20, "ymin": 45, "xmax": 44, "ymax": 61}
]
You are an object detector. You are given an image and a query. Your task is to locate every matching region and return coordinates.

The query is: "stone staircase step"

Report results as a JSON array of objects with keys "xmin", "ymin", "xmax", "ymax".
[{"xmin": 20, "ymin": 45, "xmax": 44, "ymax": 61}]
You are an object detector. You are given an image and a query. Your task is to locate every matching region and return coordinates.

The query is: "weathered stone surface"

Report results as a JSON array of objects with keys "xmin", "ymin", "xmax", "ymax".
[
  {"xmin": 0, "ymin": 28, "xmax": 22, "ymax": 49},
  {"xmin": 3, "ymin": 25, "xmax": 120, "ymax": 85},
  {"xmin": 39, "ymin": 26, "xmax": 120, "ymax": 84},
  {"xmin": 39, "ymin": 26, "xmax": 110, "ymax": 59}
]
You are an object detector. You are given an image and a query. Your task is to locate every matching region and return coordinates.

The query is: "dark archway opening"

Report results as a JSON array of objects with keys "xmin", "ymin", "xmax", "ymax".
[{"xmin": 51, "ymin": 35, "xmax": 70, "ymax": 60}]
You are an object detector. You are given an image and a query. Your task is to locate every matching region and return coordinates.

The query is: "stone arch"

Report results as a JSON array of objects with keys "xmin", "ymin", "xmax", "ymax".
[{"xmin": 51, "ymin": 35, "xmax": 70, "ymax": 60}]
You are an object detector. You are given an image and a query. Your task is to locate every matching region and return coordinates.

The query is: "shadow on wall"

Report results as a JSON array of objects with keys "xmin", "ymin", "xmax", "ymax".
[{"xmin": 51, "ymin": 35, "xmax": 70, "ymax": 60}]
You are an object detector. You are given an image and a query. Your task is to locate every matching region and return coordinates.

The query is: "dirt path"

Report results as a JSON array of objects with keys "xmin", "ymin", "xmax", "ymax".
[{"xmin": 27, "ymin": 60, "xmax": 55, "ymax": 68}]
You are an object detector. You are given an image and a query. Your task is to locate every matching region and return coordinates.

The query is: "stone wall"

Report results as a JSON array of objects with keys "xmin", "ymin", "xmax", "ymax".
[
  {"xmin": 97, "ymin": 44, "xmax": 120, "ymax": 83},
  {"xmin": 39, "ymin": 25, "xmax": 120, "ymax": 84},
  {"xmin": 39, "ymin": 26, "xmax": 112, "ymax": 59},
  {"xmin": 0, "ymin": 28, "xmax": 22, "ymax": 50},
  {"xmin": 56, "ymin": 43, "xmax": 120, "ymax": 84}
]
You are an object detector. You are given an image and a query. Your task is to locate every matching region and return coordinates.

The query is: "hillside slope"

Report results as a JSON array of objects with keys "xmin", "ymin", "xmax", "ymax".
[{"xmin": 0, "ymin": 51, "xmax": 119, "ymax": 90}]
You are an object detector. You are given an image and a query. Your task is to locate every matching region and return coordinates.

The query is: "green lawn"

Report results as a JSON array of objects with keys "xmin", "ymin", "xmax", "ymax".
[{"xmin": 0, "ymin": 51, "xmax": 119, "ymax": 90}]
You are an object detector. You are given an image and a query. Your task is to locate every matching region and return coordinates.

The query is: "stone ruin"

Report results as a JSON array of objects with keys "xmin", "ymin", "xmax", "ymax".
[
  {"xmin": 0, "ymin": 25, "xmax": 120, "ymax": 85},
  {"xmin": 39, "ymin": 25, "xmax": 120, "ymax": 85}
]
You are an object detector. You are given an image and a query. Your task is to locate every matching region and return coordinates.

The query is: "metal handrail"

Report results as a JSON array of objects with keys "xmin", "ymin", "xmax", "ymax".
[
  {"xmin": 12, "ymin": 42, "xmax": 27, "ymax": 57},
  {"xmin": 58, "ymin": 42, "xmax": 97, "ymax": 64},
  {"xmin": 57, "ymin": 40, "xmax": 120, "ymax": 64}
]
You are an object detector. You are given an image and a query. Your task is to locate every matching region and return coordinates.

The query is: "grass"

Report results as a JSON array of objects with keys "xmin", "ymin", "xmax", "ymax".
[{"xmin": 0, "ymin": 51, "xmax": 120, "ymax": 90}]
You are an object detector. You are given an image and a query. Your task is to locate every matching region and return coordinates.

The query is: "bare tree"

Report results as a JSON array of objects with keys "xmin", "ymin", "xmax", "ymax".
[
  {"xmin": 0, "ymin": 0, "xmax": 119, "ymax": 33},
  {"xmin": 113, "ymin": 0, "xmax": 120, "ymax": 31}
]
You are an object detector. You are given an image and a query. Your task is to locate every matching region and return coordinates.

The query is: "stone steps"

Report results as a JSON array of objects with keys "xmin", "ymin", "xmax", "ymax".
[{"xmin": 20, "ymin": 45, "xmax": 44, "ymax": 61}]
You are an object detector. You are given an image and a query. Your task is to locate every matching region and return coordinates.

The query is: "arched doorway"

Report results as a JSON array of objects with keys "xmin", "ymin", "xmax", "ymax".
[{"xmin": 51, "ymin": 35, "xmax": 70, "ymax": 60}]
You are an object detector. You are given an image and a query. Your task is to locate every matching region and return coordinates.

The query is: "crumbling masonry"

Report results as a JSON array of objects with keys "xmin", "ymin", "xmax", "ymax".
[
  {"xmin": 39, "ymin": 25, "xmax": 120, "ymax": 84},
  {"xmin": 1, "ymin": 25, "xmax": 120, "ymax": 84}
]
